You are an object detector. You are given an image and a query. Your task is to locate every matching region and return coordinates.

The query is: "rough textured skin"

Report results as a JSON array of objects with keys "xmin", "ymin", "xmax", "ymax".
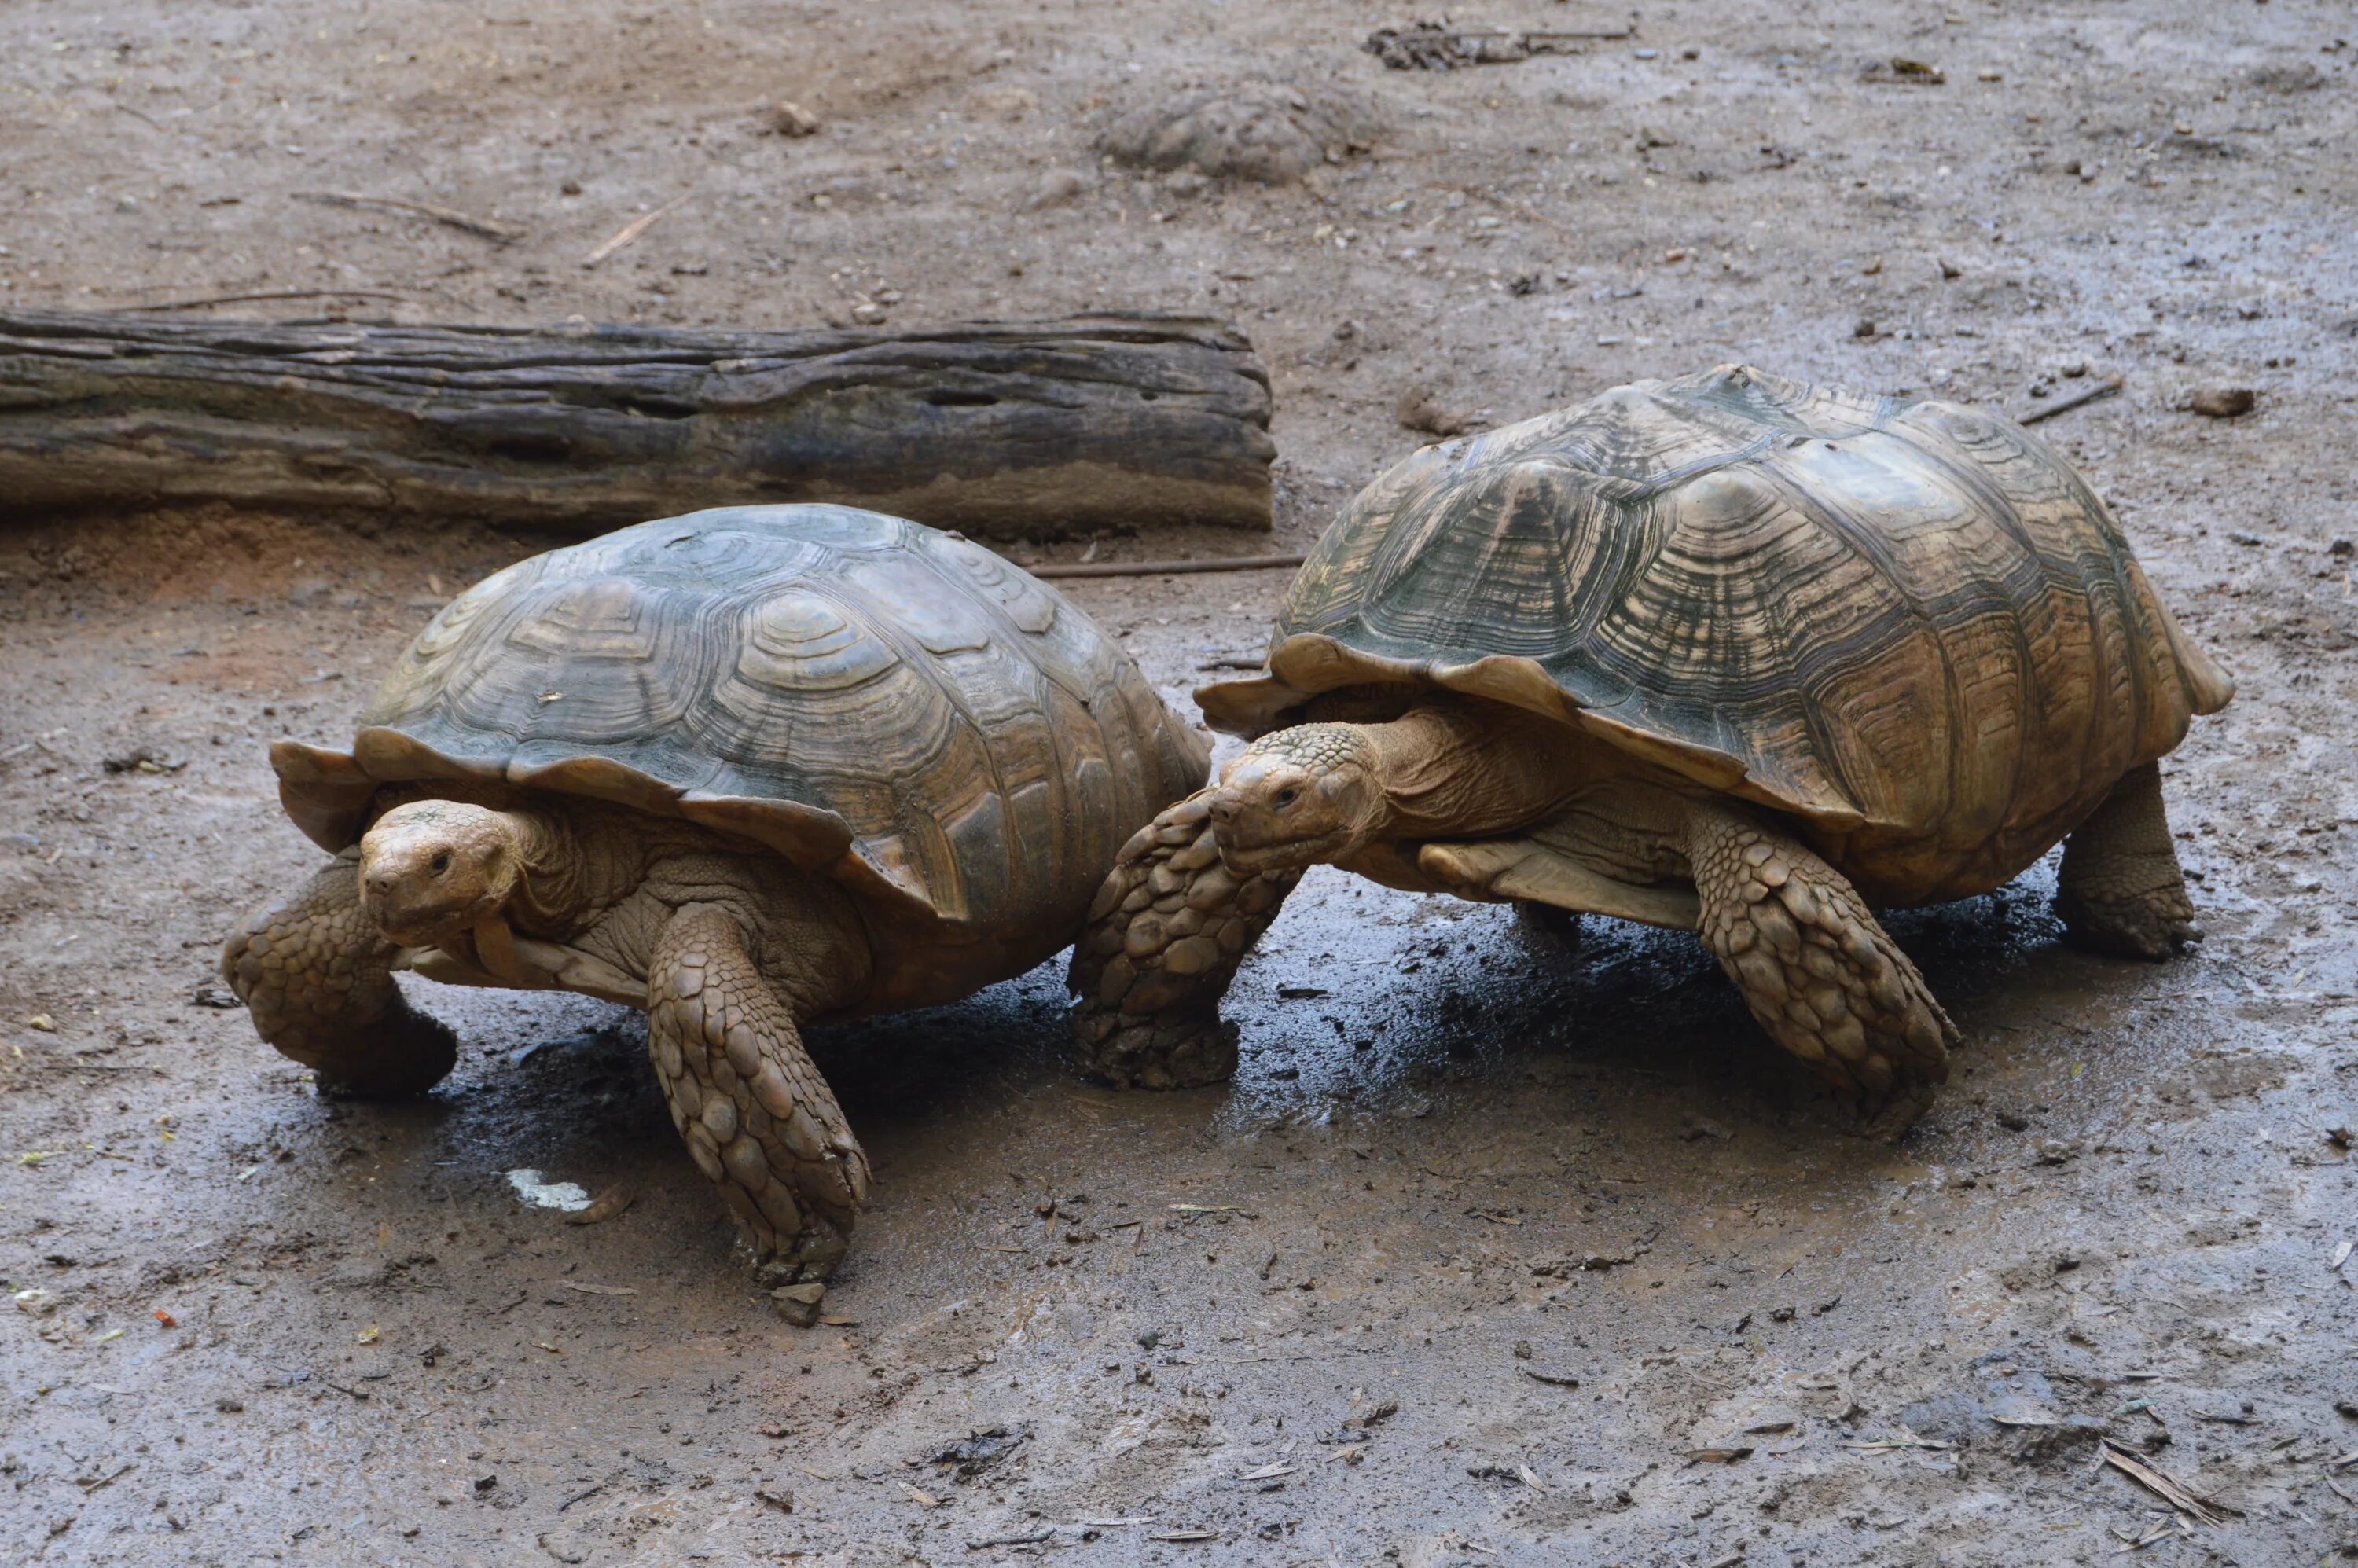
[
  {"xmin": 1251, "ymin": 722, "xmax": 1369, "ymax": 773},
  {"xmin": 1068, "ymin": 791, "xmax": 1302, "ymax": 1088},
  {"xmin": 2054, "ymin": 762, "xmax": 2199, "ymax": 958},
  {"xmin": 220, "ymin": 852, "xmax": 457, "ymax": 1097},
  {"xmin": 1681, "ymin": 799, "xmax": 1954, "ymax": 1130},
  {"xmin": 1198, "ymin": 364, "xmax": 2234, "ymax": 908},
  {"xmin": 647, "ymin": 906, "xmax": 868, "ymax": 1281}
]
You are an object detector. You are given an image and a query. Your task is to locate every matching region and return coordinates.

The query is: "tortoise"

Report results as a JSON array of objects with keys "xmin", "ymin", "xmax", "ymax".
[
  {"xmin": 224, "ymin": 505, "xmax": 1208, "ymax": 1283},
  {"xmin": 1069, "ymin": 365, "xmax": 2231, "ymax": 1128}
]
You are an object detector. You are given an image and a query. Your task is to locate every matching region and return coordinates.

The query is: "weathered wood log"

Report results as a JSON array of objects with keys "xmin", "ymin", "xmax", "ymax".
[{"xmin": 0, "ymin": 310, "xmax": 1274, "ymax": 538}]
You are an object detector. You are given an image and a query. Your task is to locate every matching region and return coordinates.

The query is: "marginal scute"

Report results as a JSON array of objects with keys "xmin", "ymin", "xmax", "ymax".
[{"xmin": 1196, "ymin": 365, "xmax": 2229, "ymax": 905}]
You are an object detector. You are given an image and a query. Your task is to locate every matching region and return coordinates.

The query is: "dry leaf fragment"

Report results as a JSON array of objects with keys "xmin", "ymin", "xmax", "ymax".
[
  {"xmin": 2099, "ymin": 1438, "xmax": 2239, "ymax": 1525},
  {"xmin": 562, "ymin": 1185, "xmax": 637, "ymax": 1226}
]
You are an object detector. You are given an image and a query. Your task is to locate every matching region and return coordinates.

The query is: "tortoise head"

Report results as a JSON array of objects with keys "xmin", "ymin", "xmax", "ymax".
[
  {"xmin": 1208, "ymin": 722, "xmax": 1386, "ymax": 873},
  {"xmin": 359, "ymin": 799, "xmax": 525, "ymax": 946}
]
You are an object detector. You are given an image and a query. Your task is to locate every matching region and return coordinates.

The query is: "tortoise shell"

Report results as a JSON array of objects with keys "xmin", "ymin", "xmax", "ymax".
[
  {"xmin": 273, "ymin": 505, "xmax": 1210, "ymax": 1010},
  {"xmin": 1198, "ymin": 365, "xmax": 2231, "ymax": 905}
]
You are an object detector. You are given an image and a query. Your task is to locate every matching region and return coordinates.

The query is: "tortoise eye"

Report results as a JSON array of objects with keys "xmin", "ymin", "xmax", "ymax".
[
  {"xmin": 1272, "ymin": 787, "xmax": 1299, "ymax": 810},
  {"xmin": 429, "ymin": 852, "xmax": 452, "ymax": 875}
]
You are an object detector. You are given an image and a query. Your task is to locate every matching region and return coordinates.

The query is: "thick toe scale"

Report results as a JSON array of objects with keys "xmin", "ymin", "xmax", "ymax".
[
  {"xmin": 1068, "ymin": 790, "xmax": 1298, "ymax": 1089},
  {"xmin": 223, "ymin": 853, "xmax": 457, "ymax": 1097},
  {"xmin": 648, "ymin": 906, "xmax": 867, "ymax": 1281},
  {"xmin": 1687, "ymin": 807, "xmax": 1956, "ymax": 1126}
]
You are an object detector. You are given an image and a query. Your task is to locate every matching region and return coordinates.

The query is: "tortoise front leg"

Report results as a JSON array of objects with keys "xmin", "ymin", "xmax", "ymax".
[
  {"xmin": 1680, "ymin": 802, "xmax": 1955, "ymax": 1134},
  {"xmin": 646, "ymin": 905, "xmax": 869, "ymax": 1283},
  {"xmin": 1068, "ymin": 791, "xmax": 1300, "ymax": 1089},
  {"xmin": 221, "ymin": 851, "xmax": 458, "ymax": 1096},
  {"xmin": 2055, "ymin": 762, "xmax": 2200, "ymax": 958}
]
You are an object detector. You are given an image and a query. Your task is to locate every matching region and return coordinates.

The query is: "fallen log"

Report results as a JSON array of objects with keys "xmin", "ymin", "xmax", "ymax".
[{"xmin": 0, "ymin": 310, "xmax": 1273, "ymax": 538}]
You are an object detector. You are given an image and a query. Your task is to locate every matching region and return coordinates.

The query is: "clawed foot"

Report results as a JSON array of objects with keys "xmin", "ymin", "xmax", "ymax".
[
  {"xmin": 1688, "ymin": 810, "xmax": 1956, "ymax": 1121},
  {"xmin": 2055, "ymin": 885, "xmax": 2201, "ymax": 960},
  {"xmin": 290, "ymin": 1001, "xmax": 459, "ymax": 1099},
  {"xmin": 1068, "ymin": 790, "xmax": 1295, "ymax": 1091},
  {"xmin": 1853, "ymin": 1078, "xmax": 1941, "ymax": 1143},
  {"xmin": 743, "ymin": 1216, "xmax": 852, "ymax": 1287},
  {"xmin": 1071, "ymin": 1006, "xmax": 1238, "ymax": 1089}
]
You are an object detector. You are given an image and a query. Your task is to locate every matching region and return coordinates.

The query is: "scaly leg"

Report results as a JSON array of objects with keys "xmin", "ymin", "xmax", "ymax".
[
  {"xmin": 2055, "ymin": 762, "xmax": 2199, "ymax": 958},
  {"xmin": 1068, "ymin": 791, "xmax": 1300, "ymax": 1088},
  {"xmin": 222, "ymin": 851, "xmax": 457, "ymax": 1096},
  {"xmin": 1514, "ymin": 902, "xmax": 1584, "ymax": 941},
  {"xmin": 1682, "ymin": 802, "xmax": 1955, "ymax": 1132},
  {"xmin": 647, "ymin": 905, "xmax": 869, "ymax": 1282}
]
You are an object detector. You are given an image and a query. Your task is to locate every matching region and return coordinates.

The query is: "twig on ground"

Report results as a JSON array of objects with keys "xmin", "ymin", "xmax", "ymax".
[
  {"xmin": 584, "ymin": 195, "xmax": 693, "ymax": 267},
  {"xmin": 2018, "ymin": 373, "xmax": 2125, "ymax": 426},
  {"xmin": 1428, "ymin": 182, "xmax": 1581, "ymax": 243},
  {"xmin": 122, "ymin": 287, "xmax": 411, "ymax": 312},
  {"xmin": 1027, "ymin": 553, "xmax": 1305, "ymax": 580},
  {"xmin": 293, "ymin": 189, "xmax": 520, "ymax": 241},
  {"xmin": 2099, "ymin": 1438, "xmax": 2238, "ymax": 1526}
]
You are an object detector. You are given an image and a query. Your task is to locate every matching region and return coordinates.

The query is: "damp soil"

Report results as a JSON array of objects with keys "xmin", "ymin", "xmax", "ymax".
[{"xmin": 3, "ymin": 1, "xmax": 2356, "ymax": 1563}]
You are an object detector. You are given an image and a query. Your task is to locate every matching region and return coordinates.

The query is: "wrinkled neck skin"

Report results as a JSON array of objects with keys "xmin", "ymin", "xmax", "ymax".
[
  {"xmin": 1361, "ymin": 704, "xmax": 1596, "ymax": 841},
  {"xmin": 490, "ymin": 806, "xmax": 606, "ymax": 936}
]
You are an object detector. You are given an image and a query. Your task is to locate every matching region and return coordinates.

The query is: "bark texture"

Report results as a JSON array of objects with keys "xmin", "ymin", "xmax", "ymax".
[{"xmin": 0, "ymin": 310, "xmax": 1273, "ymax": 538}]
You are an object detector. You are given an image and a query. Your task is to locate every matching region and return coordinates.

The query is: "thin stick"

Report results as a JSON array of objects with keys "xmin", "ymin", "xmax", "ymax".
[
  {"xmin": 122, "ymin": 287, "xmax": 412, "ymax": 312},
  {"xmin": 2098, "ymin": 1438, "xmax": 2237, "ymax": 1526},
  {"xmin": 292, "ymin": 189, "xmax": 520, "ymax": 242},
  {"xmin": 1027, "ymin": 553, "xmax": 1306, "ymax": 580},
  {"xmin": 2017, "ymin": 373, "xmax": 2125, "ymax": 426},
  {"xmin": 1428, "ymin": 182, "xmax": 1580, "ymax": 243},
  {"xmin": 583, "ymin": 195, "xmax": 693, "ymax": 268},
  {"xmin": 1445, "ymin": 28, "xmax": 1635, "ymax": 42}
]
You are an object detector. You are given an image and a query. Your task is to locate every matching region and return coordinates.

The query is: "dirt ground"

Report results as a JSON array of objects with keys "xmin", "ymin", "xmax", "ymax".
[{"xmin": 4, "ymin": 0, "xmax": 2357, "ymax": 1563}]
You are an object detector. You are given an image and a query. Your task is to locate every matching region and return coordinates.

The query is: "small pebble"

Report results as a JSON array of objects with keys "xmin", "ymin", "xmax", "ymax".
[{"xmin": 2187, "ymin": 387, "xmax": 2256, "ymax": 418}]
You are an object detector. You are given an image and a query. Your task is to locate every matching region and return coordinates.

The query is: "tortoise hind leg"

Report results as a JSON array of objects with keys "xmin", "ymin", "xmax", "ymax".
[
  {"xmin": 1680, "ymin": 802, "xmax": 1955, "ymax": 1135},
  {"xmin": 222, "ymin": 851, "xmax": 457, "ymax": 1097},
  {"xmin": 647, "ymin": 905, "xmax": 869, "ymax": 1283},
  {"xmin": 1069, "ymin": 791, "xmax": 1300, "ymax": 1089},
  {"xmin": 2054, "ymin": 762, "xmax": 2199, "ymax": 958}
]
